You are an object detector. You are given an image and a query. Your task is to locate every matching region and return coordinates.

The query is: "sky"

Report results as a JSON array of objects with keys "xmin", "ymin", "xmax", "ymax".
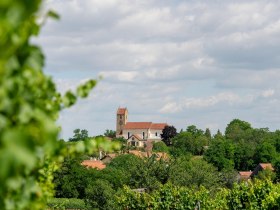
[{"xmin": 36, "ymin": 0, "xmax": 280, "ymax": 139}]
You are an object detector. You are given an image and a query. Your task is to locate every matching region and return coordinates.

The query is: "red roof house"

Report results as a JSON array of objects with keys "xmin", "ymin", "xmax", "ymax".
[{"xmin": 81, "ymin": 160, "xmax": 106, "ymax": 170}]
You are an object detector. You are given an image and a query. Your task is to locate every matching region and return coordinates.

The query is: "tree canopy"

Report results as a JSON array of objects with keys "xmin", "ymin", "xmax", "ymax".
[{"xmin": 161, "ymin": 125, "xmax": 177, "ymax": 146}]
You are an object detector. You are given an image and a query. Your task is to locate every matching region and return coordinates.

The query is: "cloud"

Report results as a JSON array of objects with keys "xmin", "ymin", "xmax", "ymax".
[{"xmin": 36, "ymin": 0, "xmax": 280, "ymax": 138}]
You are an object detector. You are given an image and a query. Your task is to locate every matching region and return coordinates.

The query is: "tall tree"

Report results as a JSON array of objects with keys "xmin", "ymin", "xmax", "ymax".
[
  {"xmin": 205, "ymin": 128, "xmax": 212, "ymax": 140},
  {"xmin": 161, "ymin": 125, "xmax": 177, "ymax": 146}
]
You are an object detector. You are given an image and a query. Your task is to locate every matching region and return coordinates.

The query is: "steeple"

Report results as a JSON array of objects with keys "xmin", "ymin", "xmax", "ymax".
[{"xmin": 116, "ymin": 107, "xmax": 128, "ymax": 136}]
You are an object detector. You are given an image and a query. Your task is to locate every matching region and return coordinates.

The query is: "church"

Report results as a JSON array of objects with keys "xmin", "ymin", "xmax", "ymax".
[{"xmin": 116, "ymin": 107, "xmax": 167, "ymax": 147}]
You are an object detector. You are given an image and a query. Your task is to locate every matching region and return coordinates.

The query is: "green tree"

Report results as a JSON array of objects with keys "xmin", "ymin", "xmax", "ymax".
[
  {"xmin": 225, "ymin": 119, "xmax": 252, "ymax": 141},
  {"xmin": 161, "ymin": 125, "xmax": 177, "ymax": 146},
  {"xmin": 172, "ymin": 125, "xmax": 208, "ymax": 156},
  {"xmin": 69, "ymin": 129, "xmax": 89, "ymax": 142},
  {"xmin": 204, "ymin": 137, "xmax": 235, "ymax": 171},
  {"xmin": 104, "ymin": 129, "xmax": 116, "ymax": 138},
  {"xmin": 254, "ymin": 140, "xmax": 277, "ymax": 164},
  {"xmin": 85, "ymin": 179, "xmax": 116, "ymax": 210},
  {"xmin": 152, "ymin": 141, "xmax": 169, "ymax": 153},
  {"xmin": 205, "ymin": 128, "xmax": 212, "ymax": 140},
  {"xmin": 169, "ymin": 158, "xmax": 222, "ymax": 190}
]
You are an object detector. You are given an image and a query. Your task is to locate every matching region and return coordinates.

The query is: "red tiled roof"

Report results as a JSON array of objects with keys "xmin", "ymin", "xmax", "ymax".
[
  {"xmin": 259, "ymin": 163, "xmax": 274, "ymax": 170},
  {"xmin": 124, "ymin": 122, "xmax": 152, "ymax": 129},
  {"xmin": 123, "ymin": 122, "xmax": 167, "ymax": 130},
  {"xmin": 150, "ymin": 123, "xmax": 167, "ymax": 130},
  {"xmin": 81, "ymin": 160, "xmax": 106, "ymax": 170},
  {"xmin": 239, "ymin": 171, "xmax": 252, "ymax": 177},
  {"xmin": 117, "ymin": 108, "xmax": 127, "ymax": 115}
]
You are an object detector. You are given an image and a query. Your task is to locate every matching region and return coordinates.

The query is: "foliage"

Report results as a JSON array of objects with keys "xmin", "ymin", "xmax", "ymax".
[
  {"xmin": 104, "ymin": 129, "xmax": 116, "ymax": 138},
  {"xmin": 205, "ymin": 121, "xmax": 280, "ymax": 173},
  {"xmin": 227, "ymin": 179, "xmax": 280, "ymax": 210},
  {"xmin": 152, "ymin": 141, "xmax": 169, "ymax": 153},
  {"xmin": 69, "ymin": 129, "xmax": 89, "ymax": 142},
  {"xmin": 204, "ymin": 137, "xmax": 235, "ymax": 171},
  {"xmin": 116, "ymin": 183, "xmax": 229, "ymax": 210},
  {"xmin": 85, "ymin": 179, "xmax": 116, "ymax": 210},
  {"xmin": 47, "ymin": 198, "xmax": 86, "ymax": 209},
  {"xmin": 0, "ymin": 1, "xmax": 118, "ymax": 209},
  {"xmin": 205, "ymin": 128, "xmax": 212, "ymax": 140},
  {"xmin": 117, "ymin": 180, "xmax": 280, "ymax": 210},
  {"xmin": 172, "ymin": 125, "xmax": 208, "ymax": 156},
  {"xmin": 225, "ymin": 119, "xmax": 252, "ymax": 141},
  {"xmin": 169, "ymin": 158, "xmax": 223, "ymax": 190},
  {"xmin": 161, "ymin": 125, "xmax": 177, "ymax": 146}
]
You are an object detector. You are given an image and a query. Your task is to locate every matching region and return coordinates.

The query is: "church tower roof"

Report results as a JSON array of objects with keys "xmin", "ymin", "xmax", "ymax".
[{"xmin": 117, "ymin": 107, "xmax": 127, "ymax": 115}]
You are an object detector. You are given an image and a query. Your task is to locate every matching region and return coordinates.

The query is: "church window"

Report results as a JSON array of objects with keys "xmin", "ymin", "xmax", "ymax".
[
  {"xmin": 143, "ymin": 132, "xmax": 145, "ymax": 139},
  {"xmin": 120, "ymin": 115, "xmax": 122, "ymax": 119},
  {"xmin": 155, "ymin": 132, "xmax": 158, "ymax": 137},
  {"xmin": 128, "ymin": 132, "xmax": 130, "ymax": 139}
]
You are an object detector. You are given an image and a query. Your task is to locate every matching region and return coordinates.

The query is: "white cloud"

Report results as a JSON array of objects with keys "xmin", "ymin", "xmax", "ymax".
[
  {"xmin": 160, "ymin": 92, "xmax": 241, "ymax": 114},
  {"xmin": 36, "ymin": 0, "xmax": 280, "ymax": 138},
  {"xmin": 261, "ymin": 89, "xmax": 275, "ymax": 98},
  {"xmin": 99, "ymin": 71, "xmax": 139, "ymax": 82}
]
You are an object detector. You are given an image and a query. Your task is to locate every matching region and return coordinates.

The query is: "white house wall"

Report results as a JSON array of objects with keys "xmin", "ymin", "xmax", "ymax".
[
  {"xmin": 122, "ymin": 128, "xmax": 163, "ymax": 140},
  {"xmin": 149, "ymin": 129, "xmax": 163, "ymax": 139},
  {"xmin": 122, "ymin": 128, "xmax": 149, "ymax": 140}
]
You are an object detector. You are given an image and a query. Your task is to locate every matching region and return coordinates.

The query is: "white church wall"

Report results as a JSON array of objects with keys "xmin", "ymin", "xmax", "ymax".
[
  {"xmin": 122, "ymin": 128, "xmax": 149, "ymax": 140},
  {"xmin": 149, "ymin": 129, "xmax": 163, "ymax": 139}
]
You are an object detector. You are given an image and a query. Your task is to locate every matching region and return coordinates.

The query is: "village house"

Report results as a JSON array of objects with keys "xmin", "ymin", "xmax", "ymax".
[
  {"xmin": 81, "ymin": 159, "xmax": 106, "ymax": 170},
  {"xmin": 238, "ymin": 163, "xmax": 274, "ymax": 181},
  {"xmin": 116, "ymin": 107, "xmax": 167, "ymax": 148}
]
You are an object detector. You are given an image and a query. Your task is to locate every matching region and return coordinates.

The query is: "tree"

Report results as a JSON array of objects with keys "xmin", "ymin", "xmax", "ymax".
[
  {"xmin": 204, "ymin": 137, "xmax": 235, "ymax": 171},
  {"xmin": 205, "ymin": 128, "xmax": 212, "ymax": 140},
  {"xmin": 69, "ymin": 129, "xmax": 89, "ymax": 142},
  {"xmin": 85, "ymin": 179, "xmax": 116, "ymax": 210},
  {"xmin": 104, "ymin": 129, "xmax": 116, "ymax": 138},
  {"xmin": 186, "ymin": 125, "xmax": 204, "ymax": 137},
  {"xmin": 161, "ymin": 125, "xmax": 177, "ymax": 146},
  {"xmin": 152, "ymin": 141, "xmax": 169, "ymax": 153},
  {"xmin": 169, "ymin": 158, "xmax": 222, "ymax": 190},
  {"xmin": 225, "ymin": 119, "xmax": 252, "ymax": 141},
  {"xmin": 171, "ymin": 125, "xmax": 208, "ymax": 156},
  {"xmin": 254, "ymin": 140, "xmax": 277, "ymax": 164}
]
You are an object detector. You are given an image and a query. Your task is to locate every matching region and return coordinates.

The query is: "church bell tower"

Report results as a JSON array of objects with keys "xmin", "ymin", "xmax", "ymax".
[{"xmin": 116, "ymin": 107, "xmax": 128, "ymax": 137}]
